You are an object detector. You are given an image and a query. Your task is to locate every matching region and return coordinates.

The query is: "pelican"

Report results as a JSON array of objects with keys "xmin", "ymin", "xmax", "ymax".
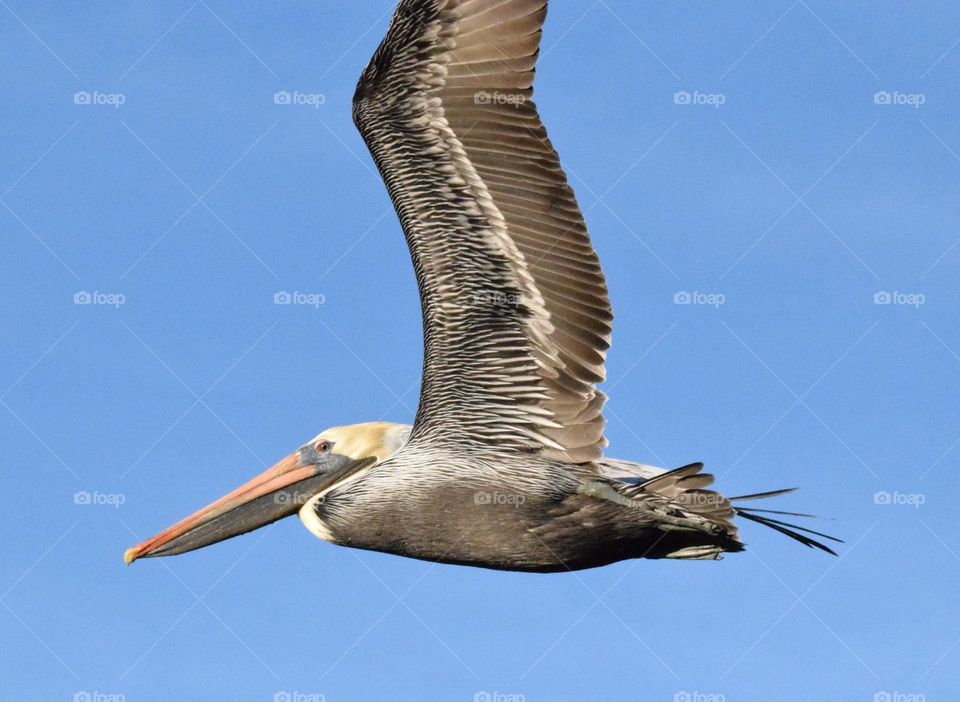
[{"xmin": 125, "ymin": 0, "xmax": 839, "ymax": 572}]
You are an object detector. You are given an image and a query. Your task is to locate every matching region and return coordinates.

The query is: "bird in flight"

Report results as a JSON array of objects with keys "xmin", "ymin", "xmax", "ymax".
[{"xmin": 125, "ymin": 0, "xmax": 839, "ymax": 572}]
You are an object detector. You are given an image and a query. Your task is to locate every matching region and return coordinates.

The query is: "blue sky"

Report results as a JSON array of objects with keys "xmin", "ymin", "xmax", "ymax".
[{"xmin": 2, "ymin": 1, "xmax": 959, "ymax": 700}]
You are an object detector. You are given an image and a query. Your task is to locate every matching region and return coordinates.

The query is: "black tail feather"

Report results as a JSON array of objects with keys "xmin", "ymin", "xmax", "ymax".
[
  {"xmin": 736, "ymin": 509, "xmax": 842, "ymax": 556},
  {"xmin": 731, "ymin": 507, "xmax": 819, "ymax": 518},
  {"xmin": 631, "ymin": 463, "xmax": 841, "ymax": 556},
  {"xmin": 737, "ymin": 510, "xmax": 842, "ymax": 543},
  {"xmin": 729, "ymin": 487, "xmax": 799, "ymax": 501}
]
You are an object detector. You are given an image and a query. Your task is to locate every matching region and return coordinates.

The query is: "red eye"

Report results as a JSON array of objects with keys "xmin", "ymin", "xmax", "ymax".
[{"xmin": 315, "ymin": 441, "xmax": 331, "ymax": 454}]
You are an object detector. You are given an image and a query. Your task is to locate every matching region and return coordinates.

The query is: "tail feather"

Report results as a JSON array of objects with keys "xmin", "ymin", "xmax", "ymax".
[
  {"xmin": 733, "ymin": 507, "xmax": 819, "ymax": 518},
  {"xmin": 729, "ymin": 487, "xmax": 799, "ymax": 501},
  {"xmin": 613, "ymin": 460, "xmax": 841, "ymax": 556},
  {"xmin": 624, "ymin": 463, "xmax": 735, "ymax": 522},
  {"xmin": 735, "ymin": 509, "xmax": 841, "ymax": 555},
  {"xmin": 730, "ymin": 490, "xmax": 842, "ymax": 555},
  {"xmin": 736, "ymin": 511, "xmax": 840, "ymax": 543}
]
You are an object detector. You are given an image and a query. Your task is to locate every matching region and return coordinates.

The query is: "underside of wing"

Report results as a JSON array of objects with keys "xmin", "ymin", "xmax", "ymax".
[{"xmin": 354, "ymin": 0, "xmax": 612, "ymax": 463}]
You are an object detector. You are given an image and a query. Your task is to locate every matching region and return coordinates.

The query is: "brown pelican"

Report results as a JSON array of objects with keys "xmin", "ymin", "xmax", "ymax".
[{"xmin": 125, "ymin": 0, "xmax": 839, "ymax": 572}]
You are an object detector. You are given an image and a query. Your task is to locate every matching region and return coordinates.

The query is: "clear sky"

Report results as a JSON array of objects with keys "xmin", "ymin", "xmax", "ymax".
[{"xmin": 2, "ymin": 1, "xmax": 959, "ymax": 701}]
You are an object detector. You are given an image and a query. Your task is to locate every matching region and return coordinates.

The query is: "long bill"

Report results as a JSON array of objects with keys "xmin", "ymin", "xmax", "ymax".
[{"xmin": 124, "ymin": 452, "xmax": 327, "ymax": 564}]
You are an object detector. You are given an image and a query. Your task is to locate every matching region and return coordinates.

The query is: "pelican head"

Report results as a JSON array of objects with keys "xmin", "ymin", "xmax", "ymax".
[{"xmin": 124, "ymin": 422, "xmax": 409, "ymax": 564}]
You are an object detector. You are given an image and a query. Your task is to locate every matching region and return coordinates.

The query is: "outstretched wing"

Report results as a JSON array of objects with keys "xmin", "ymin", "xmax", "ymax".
[{"xmin": 354, "ymin": 0, "xmax": 612, "ymax": 463}]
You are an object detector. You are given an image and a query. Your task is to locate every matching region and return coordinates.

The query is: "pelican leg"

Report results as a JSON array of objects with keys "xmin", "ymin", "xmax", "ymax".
[
  {"xmin": 664, "ymin": 546, "xmax": 724, "ymax": 560},
  {"xmin": 578, "ymin": 480, "xmax": 724, "ymax": 536},
  {"xmin": 647, "ymin": 507, "xmax": 725, "ymax": 536}
]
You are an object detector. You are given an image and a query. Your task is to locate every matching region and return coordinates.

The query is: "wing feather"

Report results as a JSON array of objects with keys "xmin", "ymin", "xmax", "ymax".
[{"xmin": 354, "ymin": 0, "xmax": 611, "ymax": 463}]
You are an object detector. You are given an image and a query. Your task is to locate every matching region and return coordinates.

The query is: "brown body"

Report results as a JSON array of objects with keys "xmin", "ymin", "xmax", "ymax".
[
  {"xmin": 322, "ymin": 490, "xmax": 739, "ymax": 572},
  {"xmin": 302, "ymin": 453, "xmax": 744, "ymax": 572}
]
